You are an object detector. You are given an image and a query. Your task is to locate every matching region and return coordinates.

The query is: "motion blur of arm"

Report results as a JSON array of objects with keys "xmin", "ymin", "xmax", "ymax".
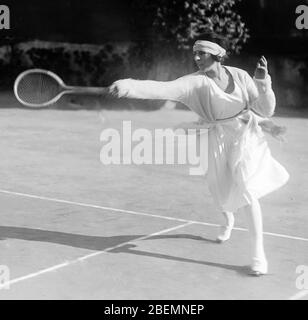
[
  {"xmin": 107, "ymin": 76, "xmax": 191, "ymax": 107},
  {"xmin": 246, "ymin": 56, "xmax": 276, "ymax": 117}
]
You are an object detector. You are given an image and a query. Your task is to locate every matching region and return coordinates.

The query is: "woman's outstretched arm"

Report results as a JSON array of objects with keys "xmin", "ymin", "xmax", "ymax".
[
  {"xmin": 108, "ymin": 76, "xmax": 193, "ymax": 107},
  {"xmin": 107, "ymin": 74, "xmax": 215, "ymax": 122}
]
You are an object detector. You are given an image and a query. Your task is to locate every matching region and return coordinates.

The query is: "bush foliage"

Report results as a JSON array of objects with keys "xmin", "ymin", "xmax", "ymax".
[
  {"xmin": 127, "ymin": 0, "xmax": 249, "ymax": 80},
  {"xmin": 130, "ymin": 0, "xmax": 249, "ymax": 53},
  {"xmin": 0, "ymin": 41, "xmax": 128, "ymax": 88},
  {"xmin": 0, "ymin": 1, "xmax": 249, "ymax": 87}
]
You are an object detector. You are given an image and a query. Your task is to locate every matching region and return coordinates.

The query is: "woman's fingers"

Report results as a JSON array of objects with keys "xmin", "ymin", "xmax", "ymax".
[
  {"xmin": 257, "ymin": 66, "xmax": 267, "ymax": 71},
  {"xmin": 256, "ymin": 60, "xmax": 267, "ymax": 71},
  {"xmin": 108, "ymin": 81, "xmax": 126, "ymax": 98},
  {"xmin": 254, "ymin": 56, "xmax": 268, "ymax": 79},
  {"xmin": 255, "ymin": 56, "xmax": 268, "ymax": 79},
  {"xmin": 259, "ymin": 56, "xmax": 268, "ymax": 68},
  {"xmin": 107, "ymin": 83, "xmax": 118, "ymax": 97}
]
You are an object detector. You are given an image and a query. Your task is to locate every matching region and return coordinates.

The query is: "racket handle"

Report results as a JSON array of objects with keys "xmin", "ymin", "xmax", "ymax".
[{"xmin": 65, "ymin": 86, "xmax": 110, "ymax": 96}]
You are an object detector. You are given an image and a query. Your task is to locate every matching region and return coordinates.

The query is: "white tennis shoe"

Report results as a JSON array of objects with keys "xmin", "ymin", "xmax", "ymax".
[
  {"xmin": 216, "ymin": 225, "xmax": 233, "ymax": 243},
  {"xmin": 249, "ymin": 257, "xmax": 268, "ymax": 276}
]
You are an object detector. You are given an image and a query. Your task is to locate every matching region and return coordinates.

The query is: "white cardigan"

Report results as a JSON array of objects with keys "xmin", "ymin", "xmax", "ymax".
[
  {"xmin": 112, "ymin": 66, "xmax": 276, "ymax": 122},
  {"xmin": 111, "ymin": 67, "xmax": 289, "ymax": 210}
]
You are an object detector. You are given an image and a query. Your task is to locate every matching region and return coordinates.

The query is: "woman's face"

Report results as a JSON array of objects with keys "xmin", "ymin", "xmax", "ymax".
[{"xmin": 193, "ymin": 50, "xmax": 216, "ymax": 72}]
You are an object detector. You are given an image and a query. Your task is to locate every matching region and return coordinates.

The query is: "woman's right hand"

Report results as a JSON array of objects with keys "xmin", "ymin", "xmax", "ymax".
[{"xmin": 107, "ymin": 80, "xmax": 129, "ymax": 98}]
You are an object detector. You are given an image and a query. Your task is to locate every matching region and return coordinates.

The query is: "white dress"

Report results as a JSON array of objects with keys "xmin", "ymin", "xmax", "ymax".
[
  {"xmin": 113, "ymin": 66, "xmax": 289, "ymax": 212},
  {"xmin": 204, "ymin": 77, "xmax": 289, "ymax": 211}
]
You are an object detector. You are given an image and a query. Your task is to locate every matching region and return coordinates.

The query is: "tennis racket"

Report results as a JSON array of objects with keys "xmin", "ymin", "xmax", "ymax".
[{"xmin": 14, "ymin": 69, "xmax": 109, "ymax": 108}]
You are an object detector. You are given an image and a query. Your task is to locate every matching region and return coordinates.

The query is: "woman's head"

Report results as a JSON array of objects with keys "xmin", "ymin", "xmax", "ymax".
[{"xmin": 193, "ymin": 31, "xmax": 229, "ymax": 71}]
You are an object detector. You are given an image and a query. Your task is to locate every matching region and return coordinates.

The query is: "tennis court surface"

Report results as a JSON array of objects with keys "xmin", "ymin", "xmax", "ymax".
[{"xmin": 0, "ymin": 97, "xmax": 307, "ymax": 299}]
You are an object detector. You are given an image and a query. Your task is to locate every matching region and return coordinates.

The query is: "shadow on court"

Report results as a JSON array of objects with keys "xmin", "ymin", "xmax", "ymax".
[
  {"xmin": 0, "ymin": 226, "xmax": 218, "ymax": 251},
  {"xmin": 110, "ymin": 244, "xmax": 250, "ymax": 277},
  {"xmin": 0, "ymin": 226, "xmax": 142, "ymax": 251},
  {"xmin": 0, "ymin": 225, "xmax": 249, "ymax": 277}
]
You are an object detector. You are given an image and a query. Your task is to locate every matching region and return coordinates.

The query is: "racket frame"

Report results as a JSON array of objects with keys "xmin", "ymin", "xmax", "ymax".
[{"xmin": 14, "ymin": 69, "xmax": 108, "ymax": 108}]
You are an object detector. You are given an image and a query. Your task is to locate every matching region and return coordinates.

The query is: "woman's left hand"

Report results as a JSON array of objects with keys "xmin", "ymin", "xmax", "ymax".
[{"xmin": 254, "ymin": 56, "xmax": 268, "ymax": 79}]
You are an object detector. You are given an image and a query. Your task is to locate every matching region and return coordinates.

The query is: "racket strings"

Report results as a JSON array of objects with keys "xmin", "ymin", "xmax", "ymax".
[{"xmin": 15, "ymin": 72, "xmax": 62, "ymax": 106}]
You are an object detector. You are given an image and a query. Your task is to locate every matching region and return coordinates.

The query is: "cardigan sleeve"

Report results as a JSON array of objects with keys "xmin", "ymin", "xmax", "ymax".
[
  {"xmin": 244, "ymin": 72, "xmax": 276, "ymax": 117},
  {"xmin": 109, "ymin": 76, "xmax": 192, "ymax": 107},
  {"xmin": 109, "ymin": 74, "xmax": 214, "ymax": 121}
]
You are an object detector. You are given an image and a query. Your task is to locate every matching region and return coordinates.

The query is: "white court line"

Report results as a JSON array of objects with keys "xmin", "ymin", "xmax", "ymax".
[
  {"xmin": 0, "ymin": 188, "xmax": 308, "ymax": 242},
  {"xmin": 289, "ymin": 290, "xmax": 308, "ymax": 300},
  {"xmin": 0, "ymin": 221, "xmax": 193, "ymax": 290}
]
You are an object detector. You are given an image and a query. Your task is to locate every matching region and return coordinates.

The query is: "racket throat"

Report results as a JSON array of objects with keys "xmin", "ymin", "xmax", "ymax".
[{"xmin": 65, "ymin": 86, "xmax": 108, "ymax": 96}]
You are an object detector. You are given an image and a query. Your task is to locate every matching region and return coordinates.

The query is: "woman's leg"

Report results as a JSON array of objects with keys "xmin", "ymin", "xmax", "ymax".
[
  {"xmin": 217, "ymin": 211, "xmax": 234, "ymax": 242},
  {"xmin": 243, "ymin": 197, "xmax": 268, "ymax": 275}
]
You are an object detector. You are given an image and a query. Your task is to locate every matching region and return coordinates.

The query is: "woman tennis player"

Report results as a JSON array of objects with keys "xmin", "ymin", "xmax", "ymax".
[{"xmin": 108, "ymin": 32, "xmax": 289, "ymax": 276}]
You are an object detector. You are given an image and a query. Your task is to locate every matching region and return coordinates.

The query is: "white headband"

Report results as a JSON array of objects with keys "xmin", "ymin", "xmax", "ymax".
[{"xmin": 193, "ymin": 40, "xmax": 226, "ymax": 58}]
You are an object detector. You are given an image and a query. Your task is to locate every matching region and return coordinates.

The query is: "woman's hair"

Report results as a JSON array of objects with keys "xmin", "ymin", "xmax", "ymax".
[{"xmin": 194, "ymin": 31, "xmax": 229, "ymax": 62}]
